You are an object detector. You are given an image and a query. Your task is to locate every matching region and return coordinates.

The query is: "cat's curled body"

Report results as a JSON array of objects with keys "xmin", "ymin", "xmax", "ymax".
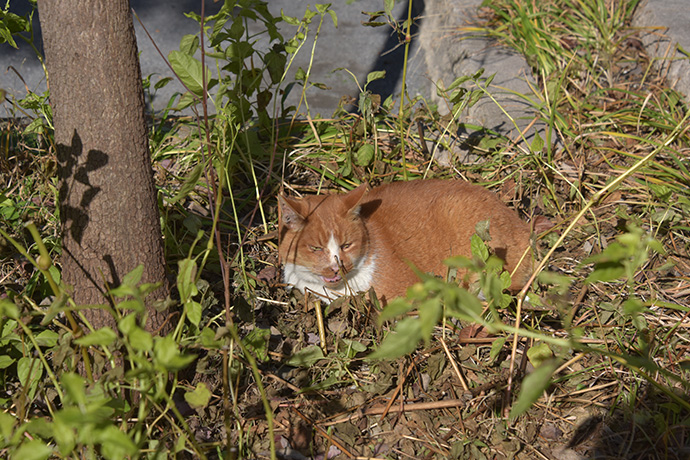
[{"xmin": 278, "ymin": 180, "xmax": 531, "ymax": 304}]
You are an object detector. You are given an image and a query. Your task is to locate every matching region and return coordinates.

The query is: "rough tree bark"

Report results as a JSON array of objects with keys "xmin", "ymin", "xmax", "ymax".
[{"xmin": 38, "ymin": 0, "xmax": 170, "ymax": 335}]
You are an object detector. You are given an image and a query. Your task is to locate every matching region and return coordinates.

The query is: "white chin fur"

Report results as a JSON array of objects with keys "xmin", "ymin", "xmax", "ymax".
[{"xmin": 283, "ymin": 256, "xmax": 376, "ymax": 303}]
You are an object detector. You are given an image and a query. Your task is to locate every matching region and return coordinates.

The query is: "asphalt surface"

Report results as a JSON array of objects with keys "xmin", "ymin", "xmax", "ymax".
[
  {"xmin": 1, "ymin": 0, "xmax": 426, "ymax": 117},
  {"xmin": 1, "ymin": 0, "xmax": 688, "ymax": 129}
]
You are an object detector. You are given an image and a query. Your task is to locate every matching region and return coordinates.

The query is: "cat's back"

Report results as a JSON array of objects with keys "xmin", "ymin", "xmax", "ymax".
[
  {"xmin": 361, "ymin": 179, "xmax": 514, "ymax": 226},
  {"xmin": 360, "ymin": 179, "xmax": 531, "ymax": 292}
]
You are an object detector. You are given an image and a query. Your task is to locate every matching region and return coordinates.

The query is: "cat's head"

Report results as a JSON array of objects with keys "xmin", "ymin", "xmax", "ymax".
[{"xmin": 279, "ymin": 184, "xmax": 370, "ymax": 287}]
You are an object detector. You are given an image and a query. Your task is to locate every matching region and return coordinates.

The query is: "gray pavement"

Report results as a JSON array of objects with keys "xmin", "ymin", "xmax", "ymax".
[
  {"xmin": 632, "ymin": 0, "xmax": 690, "ymax": 100},
  {"xmin": 1, "ymin": 0, "xmax": 688, "ymax": 139},
  {"xmin": 1, "ymin": 0, "xmax": 426, "ymax": 118}
]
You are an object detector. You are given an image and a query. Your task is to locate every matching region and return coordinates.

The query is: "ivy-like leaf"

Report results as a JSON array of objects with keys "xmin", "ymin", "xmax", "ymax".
[
  {"xmin": 355, "ymin": 143, "xmax": 375, "ymax": 167},
  {"xmin": 184, "ymin": 382, "xmax": 212, "ymax": 409},
  {"xmin": 526, "ymin": 342, "xmax": 553, "ymax": 367}
]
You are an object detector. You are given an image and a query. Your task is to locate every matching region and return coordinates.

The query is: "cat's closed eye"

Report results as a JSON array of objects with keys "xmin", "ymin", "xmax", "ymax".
[
  {"xmin": 309, "ymin": 245, "xmax": 323, "ymax": 252},
  {"xmin": 341, "ymin": 243, "xmax": 352, "ymax": 250}
]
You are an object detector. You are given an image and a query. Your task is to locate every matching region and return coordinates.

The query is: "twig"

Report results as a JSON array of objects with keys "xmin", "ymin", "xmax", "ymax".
[{"xmin": 439, "ymin": 337, "xmax": 469, "ymax": 391}]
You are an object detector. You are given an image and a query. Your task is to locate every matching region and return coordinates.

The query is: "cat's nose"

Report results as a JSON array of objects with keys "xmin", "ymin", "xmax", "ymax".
[{"xmin": 329, "ymin": 256, "xmax": 341, "ymax": 273}]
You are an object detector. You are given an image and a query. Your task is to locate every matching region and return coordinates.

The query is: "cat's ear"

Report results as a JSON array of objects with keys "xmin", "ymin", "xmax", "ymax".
[
  {"xmin": 278, "ymin": 195, "xmax": 306, "ymax": 231},
  {"xmin": 343, "ymin": 182, "xmax": 368, "ymax": 218}
]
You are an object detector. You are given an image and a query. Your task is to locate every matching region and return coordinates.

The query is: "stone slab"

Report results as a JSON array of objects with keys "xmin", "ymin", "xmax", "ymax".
[
  {"xmin": 420, "ymin": 0, "xmax": 545, "ymax": 144},
  {"xmin": 632, "ymin": 0, "xmax": 690, "ymax": 101}
]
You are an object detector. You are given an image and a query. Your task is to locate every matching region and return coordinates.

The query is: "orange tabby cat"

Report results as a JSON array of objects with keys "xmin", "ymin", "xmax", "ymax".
[{"xmin": 278, "ymin": 180, "xmax": 531, "ymax": 304}]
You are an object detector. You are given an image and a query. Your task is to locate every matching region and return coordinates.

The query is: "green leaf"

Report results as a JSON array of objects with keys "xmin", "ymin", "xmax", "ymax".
[
  {"xmin": 418, "ymin": 297, "xmax": 442, "ymax": 345},
  {"xmin": 378, "ymin": 297, "xmax": 416, "ymax": 323},
  {"xmin": 17, "ymin": 356, "xmax": 43, "ymax": 390},
  {"xmin": 286, "ymin": 345, "xmax": 325, "ymax": 367},
  {"xmin": 154, "ymin": 76, "xmax": 173, "ymax": 90},
  {"xmin": 74, "ymin": 327, "xmax": 117, "ymax": 347},
  {"xmin": 228, "ymin": 18, "xmax": 245, "ymax": 40},
  {"xmin": 265, "ymin": 46, "xmax": 287, "ymax": 84},
  {"xmin": 35, "ymin": 330, "xmax": 59, "ymax": 348},
  {"xmin": 154, "ymin": 335, "xmax": 196, "ymax": 372},
  {"xmin": 445, "ymin": 288, "xmax": 484, "ymax": 323},
  {"xmin": 108, "ymin": 284, "xmax": 138, "ymax": 298},
  {"xmin": 117, "ymin": 313, "xmax": 137, "ymax": 335},
  {"xmin": 169, "ymin": 50, "xmax": 209, "ymax": 96},
  {"xmin": 177, "ymin": 258, "xmax": 198, "ymax": 302},
  {"xmin": 0, "ymin": 410, "xmax": 16, "ymax": 443},
  {"xmin": 509, "ymin": 360, "xmax": 558, "ymax": 419},
  {"xmin": 12, "ymin": 440, "xmax": 53, "ymax": 460},
  {"xmin": 243, "ymin": 328, "xmax": 270, "ymax": 363},
  {"xmin": 0, "ymin": 354, "xmax": 15, "ymax": 369},
  {"xmin": 186, "ymin": 301, "xmax": 203, "ymax": 328},
  {"xmin": 526, "ymin": 342, "xmax": 553, "ymax": 367},
  {"xmin": 530, "ymin": 131, "xmax": 544, "ymax": 153},
  {"xmin": 184, "ymin": 382, "xmax": 212, "ymax": 409},
  {"xmin": 489, "ymin": 336, "xmax": 506, "ymax": 364},
  {"xmin": 98, "ymin": 425, "xmax": 138, "ymax": 460},
  {"xmin": 179, "ymin": 34, "xmax": 199, "ymax": 55},
  {"xmin": 369, "ymin": 317, "xmax": 422, "ymax": 359},
  {"xmin": 281, "ymin": 11, "xmax": 301, "ymax": 26},
  {"xmin": 61, "ymin": 372, "xmax": 86, "ymax": 407},
  {"xmin": 470, "ymin": 234, "xmax": 490, "ymax": 261},
  {"xmin": 585, "ymin": 261, "xmax": 625, "ymax": 284},
  {"xmin": 128, "ymin": 327, "xmax": 153, "ymax": 352},
  {"xmin": 340, "ymin": 338, "xmax": 367, "ymax": 354},
  {"xmin": 294, "ymin": 66, "xmax": 307, "ymax": 82},
  {"xmin": 384, "ymin": 0, "xmax": 395, "ymax": 16},
  {"xmin": 0, "ymin": 12, "xmax": 30, "ymax": 49},
  {"xmin": 200, "ymin": 327, "xmax": 223, "ymax": 349},
  {"xmin": 623, "ymin": 297, "xmax": 645, "ymax": 315},
  {"xmin": 52, "ymin": 417, "xmax": 76, "ymax": 456},
  {"xmin": 121, "ymin": 264, "xmax": 144, "ymax": 288},
  {"xmin": 22, "ymin": 117, "xmax": 45, "ymax": 135},
  {"xmin": 327, "ymin": 8, "xmax": 338, "ymax": 28},
  {"xmin": 170, "ymin": 162, "xmax": 204, "ymax": 204},
  {"xmin": 355, "ymin": 143, "xmax": 375, "ymax": 166},
  {"xmin": 366, "ymin": 70, "xmax": 386, "ymax": 86},
  {"xmin": 0, "ymin": 298, "xmax": 19, "ymax": 319}
]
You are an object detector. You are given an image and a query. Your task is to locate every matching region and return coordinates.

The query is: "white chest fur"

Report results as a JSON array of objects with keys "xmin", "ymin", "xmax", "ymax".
[{"xmin": 283, "ymin": 255, "xmax": 377, "ymax": 303}]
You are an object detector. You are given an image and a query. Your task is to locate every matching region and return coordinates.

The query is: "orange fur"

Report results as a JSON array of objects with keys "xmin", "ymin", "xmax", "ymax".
[{"xmin": 279, "ymin": 179, "xmax": 532, "ymax": 303}]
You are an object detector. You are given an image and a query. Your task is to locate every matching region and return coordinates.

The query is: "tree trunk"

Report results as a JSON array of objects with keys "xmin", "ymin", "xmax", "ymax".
[{"xmin": 38, "ymin": 0, "xmax": 170, "ymax": 335}]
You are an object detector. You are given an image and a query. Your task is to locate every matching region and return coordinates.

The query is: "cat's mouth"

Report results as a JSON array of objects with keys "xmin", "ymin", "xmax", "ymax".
[{"xmin": 321, "ymin": 274, "xmax": 343, "ymax": 285}]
